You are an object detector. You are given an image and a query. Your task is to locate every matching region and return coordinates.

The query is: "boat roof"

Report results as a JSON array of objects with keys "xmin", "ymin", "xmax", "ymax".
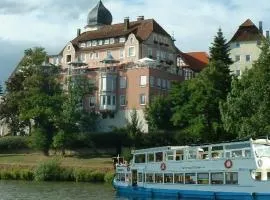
[{"xmin": 132, "ymin": 146, "xmax": 188, "ymax": 154}]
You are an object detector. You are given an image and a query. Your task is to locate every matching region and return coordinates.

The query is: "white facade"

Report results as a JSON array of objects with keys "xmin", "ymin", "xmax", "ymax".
[{"xmin": 229, "ymin": 41, "xmax": 261, "ymax": 76}]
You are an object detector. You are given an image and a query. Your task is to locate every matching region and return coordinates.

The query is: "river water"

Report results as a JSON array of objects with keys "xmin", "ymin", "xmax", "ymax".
[{"xmin": 0, "ymin": 180, "xmax": 204, "ymax": 200}]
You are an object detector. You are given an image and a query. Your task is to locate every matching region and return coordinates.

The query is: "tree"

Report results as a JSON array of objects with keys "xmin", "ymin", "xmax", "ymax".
[
  {"xmin": 144, "ymin": 95, "xmax": 173, "ymax": 132},
  {"xmin": 221, "ymin": 40, "xmax": 270, "ymax": 138},
  {"xmin": 126, "ymin": 109, "xmax": 142, "ymax": 148},
  {"xmin": 170, "ymin": 29, "xmax": 233, "ymax": 143},
  {"xmin": 0, "ymin": 83, "xmax": 3, "ymax": 95}
]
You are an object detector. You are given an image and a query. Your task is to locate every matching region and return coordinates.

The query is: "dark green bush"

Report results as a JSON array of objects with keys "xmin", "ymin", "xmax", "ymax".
[
  {"xmin": 0, "ymin": 136, "xmax": 30, "ymax": 152},
  {"xmin": 104, "ymin": 171, "xmax": 114, "ymax": 184}
]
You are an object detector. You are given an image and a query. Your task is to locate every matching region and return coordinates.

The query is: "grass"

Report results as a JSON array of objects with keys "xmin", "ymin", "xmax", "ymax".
[{"xmin": 0, "ymin": 153, "xmax": 114, "ymax": 170}]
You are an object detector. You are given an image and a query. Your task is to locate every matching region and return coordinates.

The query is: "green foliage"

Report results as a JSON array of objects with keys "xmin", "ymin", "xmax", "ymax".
[
  {"xmin": 0, "ymin": 136, "xmax": 30, "ymax": 152},
  {"xmin": 104, "ymin": 171, "xmax": 115, "ymax": 184},
  {"xmin": 209, "ymin": 28, "xmax": 233, "ymax": 66},
  {"xmin": 73, "ymin": 168, "xmax": 105, "ymax": 182},
  {"xmin": 34, "ymin": 159, "xmax": 62, "ymax": 181},
  {"xmin": 0, "ymin": 83, "xmax": 3, "ymax": 95},
  {"xmin": 0, "ymin": 168, "xmax": 34, "ymax": 181},
  {"xmin": 221, "ymin": 40, "xmax": 270, "ymax": 138},
  {"xmin": 126, "ymin": 109, "xmax": 142, "ymax": 147},
  {"xmin": 144, "ymin": 96, "xmax": 173, "ymax": 131},
  {"xmin": 30, "ymin": 128, "xmax": 51, "ymax": 155}
]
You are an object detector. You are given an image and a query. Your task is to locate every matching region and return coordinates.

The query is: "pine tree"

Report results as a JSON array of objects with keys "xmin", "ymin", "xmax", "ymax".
[{"xmin": 210, "ymin": 28, "xmax": 233, "ymax": 66}]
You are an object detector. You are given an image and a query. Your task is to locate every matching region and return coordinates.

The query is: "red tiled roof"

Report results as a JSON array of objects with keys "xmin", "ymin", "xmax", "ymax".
[
  {"xmin": 71, "ymin": 19, "xmax": 171, "ymax": 47},
  {"xmin": 229, "ymin": 19, "xmax": 264, "ymax": 43},
  {"xmin": 179, "ymin": 51, "xmax": 209, "ymax": 72}
]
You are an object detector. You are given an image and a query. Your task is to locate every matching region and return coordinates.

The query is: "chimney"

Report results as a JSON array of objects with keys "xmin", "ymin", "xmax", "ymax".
[
  {"xmin": 137, "ymin": 16, "xmax": 144, "ymax": 21},
  {"xmin": 77, "ymin": 28, "xmax": 81, "ymax": 37},
  {"xmin": 124, "ymin": 17, "xmax": 130, "ymax": 31},
  {"xmin": 259, "ymin": 21, "xmax": 263, "ymax": 34},
  {"xmin": 266, "ymin": 31, "xmax": 270, "ymax": 39}
]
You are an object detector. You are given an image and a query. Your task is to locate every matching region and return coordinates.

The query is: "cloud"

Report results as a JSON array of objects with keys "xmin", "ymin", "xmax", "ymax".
[{"xmin": 1, "ymin": 0, "xmax": 270, "ymax": 82}]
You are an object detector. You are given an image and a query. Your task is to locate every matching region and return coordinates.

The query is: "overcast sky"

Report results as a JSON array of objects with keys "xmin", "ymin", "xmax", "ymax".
[{"xmin": 0, "ymin": 0, "xmax": 270, "ymax": 85}]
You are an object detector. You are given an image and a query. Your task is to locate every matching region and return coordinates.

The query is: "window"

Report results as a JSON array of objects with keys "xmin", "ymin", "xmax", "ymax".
[
  {"xmin": 92, "ymin": 40, "xmax": 97, "ymax": 46},
  {"xmin": 166, "ymin": 151, "xmax": 174, "ymax": 161},
  {"xmin": 101, "ymin": 95, "xmax": 106, "ymax": 105},
  {"xmin": 162, "ymin": 79, "xmax": 166, "ymax": 89},
  {"xmin": 246, "ymin": 55, "xmax": 251, "ymax": 62},
  {"xmin": 95, "ymin": 52, "xmax": 99, "ymax": 59},
  {"xmin": 89, "ymin": 53, "xmax": 94, "ymax": 59},
  {"xmin": 110, "ymin": 38, "xmax": 115, "ymax": 44},
  {"xmin": 148, "ymin": 48, "xmax": 152, "ymax": 57},
  {"xmin": 164, "ymin": 173, "xmax": 173, "ymax": 183},
  {"xmin": 86, "ymin": 41, "xmax": 92, "ymax": 47},
  {"xmin": 147, "ymin": 153, "xmax": 154, "ymax": 162},
  {"xmin": 98, "ymin": 40, "xmax": 103, "ymax": 46},
  {"xmin": 155, "ymin": 173, "xmax": 163, "ymax": 183},
  {"xmin": 156, "ymin": 50, "xmax": 160, "ymax": 60},
  {"xmin": 67, "ymin": 45, "xmax": 71, "ymax": 51},
  {"xmin": 167, "ymin": 80, "xmax": 171, "ymax": 89},
  {"xmin": 232, "ymin": 150, "xmax": 242, "ymax": 158},
  {"xmin": 211, "ymin": 172, "xmax": 224, "ymax": 184},
  {"xmin": 134, "ymin": 154, "xmax": 145, "ymax": 163},
  {"xmin": 225, "ymin": 172, "xmax": 238, "ymax": 184},
  {"xmin": 119, "ymin": 37, "xmax": 126, "ymax": 43},
  {"xmin": 185, "ymin": 173, "xmax": 196, "ymax": 184},
  {"xmin": 120, "ymin": 95, "xmax": 126, "ymax": 106},
  {"xmin": 155, "ymin": 152, "xmax": 163, "ymax": 162},
  {"xmin": 107, "ymin": 51, "xmax": 112, "ymax": 57},
  {"xmin": 140, "ymin": 75, "xmax": 147, "ymax": 86},
  {"xmin": 107, "ymin": 96, "xmax": 111, "ymax": 105},
  {"xmin": 236, "ymin": 42, "xmax": 240, "ymax": 48},
  {"xmin": 79, "ymin": 53, "xmax": 85, "ymax": 61},
  {"xmin": 130, "ymin": 37, "xmax": 134, "ymax": 44},
  {"xmin": 149, "ymin": 76, "xmax": 155, "ymax": 87},
  {"xmin": 146, "ymin": 174, "xmax": 154, "ymax": 183},
  {"xmin": 104, "ymin": 39, "xmax": 109, "ymax": 45},
  {"xmin": 235, "ymin": 55, "xmax": 240, "ymax": 62},
  {"xmin": 120, "ymin": 76, "xmax": 127, "ymax": 89},
  {"xmin": 79, "ymin": 43, "xmax": 86, "ymax": 48},
  {"xmin": 140, "ymin": 94, "xmax": 146, "ymax": 105},
  {"xmin": 89, "ymin": 96, "xmax": 96, "ymax": 107},
  {"xmin": 112, "ymin": 96, "xmax": 116, "ymax": 105},
  {"xmin": 66, "ymin": 55, "xmax": 71, "ymax": 63},
  {"xmin": 174, "ymin": 173, "xmax": 184, "ymax": 184},
  {"xmin": 197, "ymin": 173, "xmax": 209, "ymax": 184},
  {"xmin": 128, "ymin": 46, "xmax": 135, "ymax": 57},
  {"xmin": 120, "ymin": 48, "xmax": 125, "ymax": 58},
  {"xmin": 157, "ymin": 78, "xmax": 161, "ymax": 87},
  {"xmin": 138, "ymin": 173, "xmax": 143, "ymax": 182}
]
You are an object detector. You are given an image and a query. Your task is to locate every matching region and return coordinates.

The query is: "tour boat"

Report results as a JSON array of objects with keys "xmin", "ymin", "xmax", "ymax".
[{"xmin": 113, "ymin": 138, "xmax": 270, "ymax": 200}]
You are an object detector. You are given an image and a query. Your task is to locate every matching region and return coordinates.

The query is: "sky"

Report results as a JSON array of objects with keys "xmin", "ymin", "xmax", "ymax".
[{"xmin": 0, "ymin": 0, "xmax": 270, "ymax": 85}]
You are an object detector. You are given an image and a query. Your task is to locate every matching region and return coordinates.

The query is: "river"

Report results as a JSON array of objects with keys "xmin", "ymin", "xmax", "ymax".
[{"xmin": 0, "ymin": 180, "xmax": 205, "ymax": 200}]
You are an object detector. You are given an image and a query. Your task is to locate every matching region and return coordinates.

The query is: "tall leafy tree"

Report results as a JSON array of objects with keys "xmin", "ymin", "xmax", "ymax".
[
  {"xmin": 171, "ymin": 29, "xmax": 233, "ymax": 143},
  {"xmin": 221, "ymin": 40, "xmax": 270, "ymax": 138}
]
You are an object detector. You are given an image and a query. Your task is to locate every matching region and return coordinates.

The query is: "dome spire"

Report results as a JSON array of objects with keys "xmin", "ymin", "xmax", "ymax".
[{"xmin": 85, "ymin": 0, "xmax": 113, "ymax": 31}]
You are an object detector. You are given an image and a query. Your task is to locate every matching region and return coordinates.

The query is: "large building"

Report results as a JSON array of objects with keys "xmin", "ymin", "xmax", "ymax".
[
  {"xmin": 229, "ymin": 19, "xmax": 269, "ymax": 77},
  {"xmin": 49, "ymin": 0, "xmax": 184, "ymax": 132}
]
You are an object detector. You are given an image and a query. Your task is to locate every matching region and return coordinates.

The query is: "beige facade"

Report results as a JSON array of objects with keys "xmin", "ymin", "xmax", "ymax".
[{"xmin": 48, "ymin": 0, "xmax": 183, "ymax": 133}]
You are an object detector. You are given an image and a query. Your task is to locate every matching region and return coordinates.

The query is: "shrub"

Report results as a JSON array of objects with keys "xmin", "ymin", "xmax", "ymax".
[
  {"xmin": 34, "ymin": 159, "xmax": 62, "ymax": 181},
  {"xmin": 104, "ymin": 171, "xmax": 114, "ymax": 184},
  {"xmin": 20, "ymin": 169, "xmax": 34, "ymax": 181},
  {"xmin": 0, "ymin": 136, "xmax": 30, "ymax": 152}
]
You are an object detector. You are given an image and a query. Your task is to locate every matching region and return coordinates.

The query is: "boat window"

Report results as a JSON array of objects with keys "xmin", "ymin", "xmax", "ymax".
[
  {"xmin": 175, "ymin": 150, "xmax": 184, "ymax": 160},
  {"xmin": 166, "ymin": 151, "xmax": 174, "ymax": 161},
  {"xmin": 164, "ymin": 173, "xmax": 173, "ymax": 183},
  {"xmin": 174, "ymin": 173, "xmax": 184, "ymax": 184},
  {"xmin": 211, "ymin": 172, "xmax": 224, "ymax": 184},
  {"xmin": 155, "ymin": 173, "xmax": 163, "ymax": 183},
  {"xmin": 225, "ymin": 172, "xmax": 238, "ymax": 184},
  {"xmin": 225, "ymin": 143, "xmax": 250, "ymax": 150},
  {"xmin": 188, "ymin": 150, "xmax": 197, "ymax": 160},
  {"xmin": 147, "ymin": 153, "xmax": 154, "ymax": 162},
  {"xmin": 155, "ymin": 152, "xmax": 163, "ymax": 162},
  {"xmin": 232, "ymin": 150, "xmax": 242, "ymax": 158},
  {"xmin": 138, "ymin": 173, "xmax": 144, "ymax": 182},
  {"xmin": 268, "ymin": 172, "xmax": 270, "ymax": 180},
  {"xmin": 197, "ymin": 173, "xmax": 209, "ymax": 184},
  {"xmin": 185, "ymin": 173, "xmax": 196, "ymax": 184},
  {"xmin": 244, "ymin": 149, "xmax": 251, "ymax": 157},
  {"xmin": 135, "ymin": 154, "xmax": 146, "ymax": 163},
  {"xmin": 116, "ymin": 173, "xmax": 125, "ymax": 182},
  {"xmin": 211, "ymin": 152, "xmax": 222, "ymax": 159},
  {"xmin": 225, "ymin": 152, "xmax": 230, "ymax": 158},
  {"xmin": 212, "ymin": 146, "xmax": 223, "ymax": 151},
  {"xmin": 146, "ymin": 173, "xmax": 154, "ymax": 183},
  {"xmin": 255, "ymin": 172, "xmax": 261, "ymax": 180},
  {"xmin": 201, "ymin": 147, "xmax": 209, "ymax": 159},
  {"xmin": 254, "ymin": 144, "xmax": 270, "ymax": 157}
]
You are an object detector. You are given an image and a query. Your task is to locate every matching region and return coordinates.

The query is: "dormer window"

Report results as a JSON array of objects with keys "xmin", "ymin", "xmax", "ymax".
[
  {"xmin": 86, "ymin": 41, "xmax": 92, "ymax": 47},
  {"xmin": 92, "ymin": 40, "xmax": 97, "ymax": 46},
  {"xmin": 236, "ymin": 42, "xmax": 240, "ymax": 48},
  {"xmin": 104, "ymin": 39, "xmax": 110, "ymax": 45},
  {"xmin": 130, "ymin": 37, "xmax": 134, "ymax": 44},
  {"xmin": 67, "ymin": 45, "xmax": 71, "ymax": 51},
  {"xmin": 110, "ymin": 38, "xmax": 115, "ymax": 44},
  {"xmin": 98, "ymin": 40, "xmax": 103, "ymax": 46},
  {"xmin": 79, "ymin": 43, "xmax": 86, "ymax": 48},
  {"xmin": 119, "ymin": 37, "xmax": 126, "ymax": 43}
]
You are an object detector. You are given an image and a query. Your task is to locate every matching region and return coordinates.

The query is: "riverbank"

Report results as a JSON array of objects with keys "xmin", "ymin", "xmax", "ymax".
[{"xmin": 0, "ymin": 153, "xmax": 115, "ymax": 183}]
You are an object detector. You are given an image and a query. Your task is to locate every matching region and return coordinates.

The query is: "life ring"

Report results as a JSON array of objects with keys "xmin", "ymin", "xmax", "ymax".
[
  {"xmin": 224, "ymin": 159, "xmax": 233, "ymax": 169},
  {"xmin": 258, "ymin": 159, "xmax": 263, "ymax": 167},
  {"xmin": 160, "ymin": 162, "xmax": 166, "ymax": 170}
]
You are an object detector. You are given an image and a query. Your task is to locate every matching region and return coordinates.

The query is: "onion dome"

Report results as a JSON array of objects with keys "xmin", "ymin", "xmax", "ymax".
[{"xmin": 87, "ymin": 0, "xmax": 113, "ymax": 27}]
